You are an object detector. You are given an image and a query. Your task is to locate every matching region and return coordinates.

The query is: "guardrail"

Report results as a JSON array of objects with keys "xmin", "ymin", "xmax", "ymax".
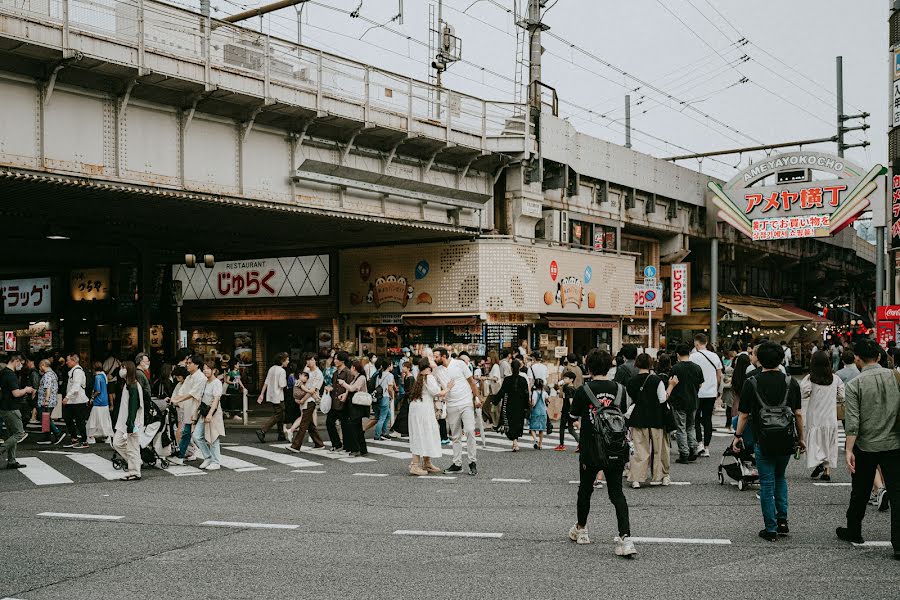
[{"xmin": 0, "ymin": 0, "xmax": 527, "ymax": 145}]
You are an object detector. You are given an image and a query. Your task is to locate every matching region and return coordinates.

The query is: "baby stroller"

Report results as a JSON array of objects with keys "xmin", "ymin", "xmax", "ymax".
[
  {"xmin": 112, "ymin": 399, "xmax": 179, "ymax": 471},
  {"xmin": 718, "ymin": 432, "xmax": 758, "ymax": 491}
]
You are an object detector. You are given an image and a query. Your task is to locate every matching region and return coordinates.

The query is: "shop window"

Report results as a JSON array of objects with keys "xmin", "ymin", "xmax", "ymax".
[
  {"xmin": 621, "ymin": 236, "xmax": 655, "ymax": 274},
  {"xmin": 569, "ymin": 219, "xmax": 592, "ymax": 247}
]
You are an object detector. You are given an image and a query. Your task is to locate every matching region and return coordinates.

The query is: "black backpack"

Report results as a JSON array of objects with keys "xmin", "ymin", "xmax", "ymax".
[
  {"xmin": 747, "ymin": 375, "xmax": 797, "ymax": 456},
  {"xmin": 367, "ymin": 372, "xmax": 380, "ymax": 394},
  {"xmin": 580, "ymin": 383, "xmax": 628, "ymax": 465}
]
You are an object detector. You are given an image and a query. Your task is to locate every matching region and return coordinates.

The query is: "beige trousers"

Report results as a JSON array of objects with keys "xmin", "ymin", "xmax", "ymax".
[
  {"xmin": 629, "ymin": 427, "xmax": 670, "ymax": 483},
  {"xmin": 113, "ymin": 431, "xmax": 141, "ymax": 476}
]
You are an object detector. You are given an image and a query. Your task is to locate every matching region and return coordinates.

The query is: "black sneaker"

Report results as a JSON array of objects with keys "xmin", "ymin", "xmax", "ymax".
[
  {"xmin": 836, "ymin": 527, "xmax": 864, "ymax": 544},
  {"xmin": 877, "ymin": 488, "xmax": 890, "ymax": 512},
  {"xmin": 688, "ymin": 453, "xmax": 698, "ymax": 462},
  {"xmin": 6, "ymin": 462, "xmax": 26, "ymax": 470},
  {"xmin": 894, "ymin": 552, "xmax": 900, "ymax": 561},
  {"xmin": 676, "ymin": 456, "xmax": 690, "ymax": 464},
  {"xmin": 444, "ymin": 464, "xmax": 463, "ymax": 473},
  {"xmin": 776, "ymin": 520, "xmax": 789, "ymax": 535},
  {"xmin": 468, "ymin": 462, "xmax": 477, "ymax": 476},
  {"xmin": 255, "ymin": 430, "xmax": 266, "ymax": 444},
  {"xmin": 16, "ymin": 432, "xmax": 28, "ymax": 443},
  {"xmin": 54, "ymin": 433, "xmax": 67, "ymax": 445},
  {"xmin": 811, "ymin": 464, "xmax": 824, "ymax": 479},
  {"xmin": 758, "ymin": 529, "xmax": 777, "ymax": 542}
]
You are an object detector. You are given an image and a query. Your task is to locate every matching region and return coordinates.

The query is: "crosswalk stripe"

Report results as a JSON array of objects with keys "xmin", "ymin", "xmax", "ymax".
[
  {"xmin": 201, "ymin": 520, "xmax": 298, "ymax": 530},
  {"xmin": 38, "ymin": 512, "xmax": 123, "ymax": 521},
  {"xmin": 359, "ymin": 446, "xmax": 412, "ymax": 459},
  {"xmin": 368, "ymin": 439, "xmax": 453, "ymax": 456},
  {"xmin": 217, "ymin": 455, "xmax": 267, "ymax": 471},
  {"xmin": 269, "ymin": 444, "xmax": 376, "ymax": 463},
  {"xmin": 852, "ymin": 541, "xmax": 892, "ymax": 547},
  {"xmin": 393, "ymin": 529, "xmax": 503, "ymax": 539},
  {"xmin": 223, "ymin": 445, "xmax": 322, "ymax": 468},
  {"xmin": 167, "ymin": 464, "xmax": 207, "ymax": 477},
  {"xmin": 17, "ymin": 457, "xmax": 73, "ymax": 485},
  {"xmin": 65, "ymin": 453, "xmax": 123, "ymax": 480},
  {"xmin": 491, "ymin": 478, "xmax": 530, "ymax": 483},
  {"xmin": 629, "ymin": 537, "xmax": 731, "ymax": 545}
]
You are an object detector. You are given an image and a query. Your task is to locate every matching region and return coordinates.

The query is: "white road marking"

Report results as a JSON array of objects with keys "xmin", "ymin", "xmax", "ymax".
[
  {"xmin": 291, "ymin": 469, "xmax": 326, "ymax": 474},
  {"xmin": 419, "ymin": 475, "xmax": 457, "ymax": 480},
  {"xmin": 667, "ymin": 481, "xmax": 692, "ymax": 486},
  {"xmin": 353, "ymin": 472, "xmax": 389, "ymax": 477},
  {"xmin": 369, "ymin": 438, "xmax": 453, "ymax": 456},
  {"xmin": 17, "ymin": 457, "xmax": 73, "ymax": 485},
  {"xmin": 65, "ymin": 453, "xmax": 122, "ymax": 480},
  {"xmin": 393, "ymin": 530, "xmax": 503, "ymax": 539},
  {"xmin": 37, "ymin": 450, "xmax": 75, "ymax": 455},
  {"xmin": 491, "ymin": 478, "xmax": 531, "ymax": 483},
  {"xmin": 357, "ymin": 445, "xmax": 413, "ymax": 460},
  {"xmin": 224, "ymin": 445, "xmax": 322, "ymax": 468},
  {"xmin": 568, "ymin": 480, "xmax": 580, "ymax": 484},
  {"xmin": 629, "ymin": 537, "xmax": 731, "ymax": 545},
  {"xmin": 813, "ymin": 482, "xmax": 851, "ymax": 486},
  {"xmin": 201, "ymin": 520, "xmax": 298, "ymax": 530},
  {"xmin": 217, "ymin": 455, "xmax": 266, "ymax": 471},
  {"xmin": 167, "ymin": 464, "xmax": 207, "ymax": 477},
  {"xmin": 852, "ymin": 541, "xmax": 892, "ymax": 547},
  {"xmin": 38, "ymin": 512, "xmax": 123, "ymax": 521},
  {"xmin": 270, "ymin": 444, "xmax": 375, "ymax": 463}
]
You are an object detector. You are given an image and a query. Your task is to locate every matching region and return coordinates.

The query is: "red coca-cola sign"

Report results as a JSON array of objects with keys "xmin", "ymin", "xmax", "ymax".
[{"xmin": 877, "ymin": 305, "xmax": 900, "ymax": 321}]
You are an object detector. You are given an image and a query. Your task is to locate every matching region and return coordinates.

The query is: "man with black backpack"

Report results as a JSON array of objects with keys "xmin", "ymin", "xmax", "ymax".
[
  {"xmin": 731, "ymin": 341, "xmax": 805, "ymax": 542},
  {"xmin": 568, "ymin": 349, "xmax": 635, "ymax": 557}
]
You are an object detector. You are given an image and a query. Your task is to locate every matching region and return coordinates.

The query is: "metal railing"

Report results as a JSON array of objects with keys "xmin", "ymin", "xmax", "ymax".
[{"xmin": 0, "ymin": 0, "xmax": 527, "ymax": 144}]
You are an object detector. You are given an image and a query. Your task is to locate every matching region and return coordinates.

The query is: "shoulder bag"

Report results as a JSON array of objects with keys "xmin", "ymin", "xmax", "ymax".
[{"xmin": 352, "ymin": 377, "xmax": 374, "ymax": 407}]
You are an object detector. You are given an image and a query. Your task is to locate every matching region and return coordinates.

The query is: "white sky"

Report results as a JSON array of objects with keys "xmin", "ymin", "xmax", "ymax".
[{"xmin": 187, "ymin": 0, "xmax": 887, "ymax": 182}]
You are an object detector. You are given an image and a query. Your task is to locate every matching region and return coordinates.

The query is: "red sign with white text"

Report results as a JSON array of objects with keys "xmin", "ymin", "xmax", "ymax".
[{"xmin": 670, "ymin": 263, "xmax": 689, "ymax": 316}]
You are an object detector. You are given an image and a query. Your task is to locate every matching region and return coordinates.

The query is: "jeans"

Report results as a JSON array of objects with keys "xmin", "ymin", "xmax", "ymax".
[
  {"xmin": 755, "ymin": 449, "xmax": 790, "ymax": 533},
  {"xmin": 374, "ymin": 396, "xmax": 391, "ymax": 438},
  {"xmin": 178, "ymin": 423, "xmax": 192, "ymax": 458},
  {"xmin": 38, "ymin": 405, "xmax": 62, "ymax": 438},
  {"xmin": 577, "ymin": 459, "xmax": 630, "ymax": 537},
  {"xmin": 326, "ymin": 409, "xmax": 342, "ymax": 449},
  {"xmin": 845, "ymin": 446, "xmax": 900, "ymax": 551},
  {"xmin": 0, "ymin": 409, "xmax": 22, "ymax": 464},
  {"xmin": 695, "ymin": 396, "xmax": 716, "ymax": 447},
  {"xmin": 193, "ymin": 420, "xmax": 221, "ymax": 465},
  {"xmin": 674, "ymin": 408, "xmax": 698, "ymax": 458},
  {"xmin": 63, "ymin": 403, "xmax": 88, "ymax": 441},
  {"xmin": 446, "ymin": 403, "xmax": 477, "ymax": 466}
]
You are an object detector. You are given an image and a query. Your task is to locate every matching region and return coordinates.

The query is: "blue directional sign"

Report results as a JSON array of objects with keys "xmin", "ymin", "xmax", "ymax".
[{"xmin": 643, "ymin": 265, "xmax": 657, "ymax": 278}]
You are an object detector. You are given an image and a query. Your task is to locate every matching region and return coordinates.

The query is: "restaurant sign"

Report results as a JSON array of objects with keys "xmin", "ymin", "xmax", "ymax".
[
  {"xmin": 172, "ymin": 256, "xmax": 330, "ymax": 301},
  {"xmin": 708, "ymin": 151, "xmax": 885, "ymax": 241}
]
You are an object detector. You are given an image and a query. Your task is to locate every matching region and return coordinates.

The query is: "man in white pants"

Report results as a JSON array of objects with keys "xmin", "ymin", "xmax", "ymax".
[{"xmin": 434, "ymin": 347, "xmax": 482, "ymax": 476}]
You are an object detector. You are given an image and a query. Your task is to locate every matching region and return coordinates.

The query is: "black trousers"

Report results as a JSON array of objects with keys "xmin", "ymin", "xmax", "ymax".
[
  {"xmin": 439, "ymin": 418, "xmax": 448, "ymax": 441},
  {"xmin": 560, "ymin": 419, "xmax": 580, "ymax": 447},
  {"xmin": 343, "ymin": 406, "xmax": 367, "ymax": 455},
  {"xmin": 695, "ymin": 396, "xmax": 716, "ymax": 446},
  {"xmin": 326, "ymin": 409, "xmax": 342, "ymax": 449},
  {"xmin": 63, "ymin": 403, "xmax": 88, "ymax": 440},
  {"xmin": 846, "ymin": 446, "xmax": 900, "ymax": 551},
  {"xmin": 577, "ymin": 459, "xmax": 630, "ymax": 537}
]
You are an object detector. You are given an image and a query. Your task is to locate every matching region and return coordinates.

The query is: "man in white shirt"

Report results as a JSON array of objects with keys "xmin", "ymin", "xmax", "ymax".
[
  {"xmin": 528, "ymin": 352, "xmax": 549, "ymax": 390},
  {"xmin": 168, "ymin": 354, "xmax": 206, "ymax": 463},
  {"xmin": 689, "ymin": 334, "xmax": 722, "ymax": 457},
  {"xmin": 781, "ymin": 341, "xmax": 792, "ymax": 368},
  {"xmin": 62, "ymin": 353, "xmax": 90, "ymax": 449},
  {"xmin": 434, "ymin": 347, "xmax": 482, "ymax": 475},
  {"xmin": 256, "ymin": 352, "xmax": 289, "ymax": 443}
]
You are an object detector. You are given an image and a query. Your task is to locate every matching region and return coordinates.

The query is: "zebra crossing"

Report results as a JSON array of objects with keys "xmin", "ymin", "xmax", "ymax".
[{"xmin": 6, "ymin": 429, "xmax": 566, "ymax": 488}]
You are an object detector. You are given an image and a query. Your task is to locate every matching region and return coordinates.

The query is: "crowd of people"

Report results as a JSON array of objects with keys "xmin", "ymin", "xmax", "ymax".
[{"xmin": 0, "ymin": 332, "xmax": 897, "ymax": 560}]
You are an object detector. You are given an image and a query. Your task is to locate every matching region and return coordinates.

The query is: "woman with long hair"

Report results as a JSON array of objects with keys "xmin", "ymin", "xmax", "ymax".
[
  {"xmin": 801, "ymin": 350, "xmax": 843, "ymax": 481},
  {"xmin": 192, "ymin": 363, "xmax": 225, "ymax": 470},
  {"xmin": 338, "ymin": 361, "xmax": 369, "ymax": 457},
  {"xmin": 497, "ymin": 359, "xmax": 530, "ymax": 452},
  {"xmin": 112, "ymin": 361, "xmax": 143, "ymax": 481},
  {"xmin": 407, "ymin": 358, "xmax": 448, "ymax": 475}
]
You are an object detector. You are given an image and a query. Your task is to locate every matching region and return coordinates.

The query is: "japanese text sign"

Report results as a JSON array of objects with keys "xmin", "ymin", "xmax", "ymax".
[
  {"xmin": 71, "ymin": 268, "xmax": 110, "ymax": 301},
  {"xmin": 670, "ymin": 263, "xmax": 689, "ymax": 316},
  {"xmin": 172, "ymin": 256, "xmax": 330, "ymax": 301},
  {"xmin": 0, "ymin": 277, "xmax": 52, "ymax": 314}
]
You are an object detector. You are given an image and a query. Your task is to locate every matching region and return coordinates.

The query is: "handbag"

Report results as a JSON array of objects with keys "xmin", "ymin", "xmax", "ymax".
[
  {"xmin": 434, "ymin": 399, "xmax": 447, "ymax": 420},
  {"xmin": 319, "ymin": 391, "xmax": 332, "ymax": 414},
  {"xmin": 836, "ymin": 400, "xmax": 845, "ymax": 422},
  {"xmin": 50, "ymin": 396, "xmax": 63, "ymax": 420},
  {"xmin": 41, "ymin": 410, "xmax": 51, "ymax": 433},
  {"xmin": 352, "ymin": 391, "xmax": 373, "ymax": 407}
]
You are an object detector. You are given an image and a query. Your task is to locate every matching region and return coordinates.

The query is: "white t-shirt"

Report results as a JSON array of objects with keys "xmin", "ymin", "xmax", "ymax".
[
  {"xmin": 364, "ymin": 362, "xmax": 377, "ymax": 379},
  {"xmin": 305, "ymin": 368, "xmax": 324, "ymax": 397},
  {"xmin": 783, "ymin": 346, "xmax": 792, "ymax": 366},
  {"xmin": 746, "ymin": 363, "xmax": 787, "ymax": 375},
  {"xmin": 263, "ymin": 365, "xmax": 287, "ymax": 404},
  {"xmin": 201, "ymin": 378, "xmax": 223, "ymax": 405},
  {"xmin": 690, "ymin": 349, "xmax": 722, "ymax": 398},
  {"xmin": 436, "ymin": 359, "xmax": 473, "ymax": 408},
  {"xmin": 528, "ymin": 362, "xmax": 549, "ymax": 388},
  {"xmin": 377, "ymin": 371, "xmax": 395, "ymax": 398}
]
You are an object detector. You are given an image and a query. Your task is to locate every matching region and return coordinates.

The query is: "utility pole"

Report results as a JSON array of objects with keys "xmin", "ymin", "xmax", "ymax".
[
  {"xmin": 836, "ymin": 56, "xmax": 871, "ymax": 157},
  {"xmin": 625, "ymin": 94, "xmax": 632, "ymax": 148}
]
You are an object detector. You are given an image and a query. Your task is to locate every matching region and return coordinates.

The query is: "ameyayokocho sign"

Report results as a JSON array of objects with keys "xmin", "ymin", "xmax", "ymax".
[
  {"xmin": 708, "ymin": 152, "xmax": 885, "ymax": 241},
  {"xmin": 172, "ymin": 256, "xmax": 330, "ymax": 301}
]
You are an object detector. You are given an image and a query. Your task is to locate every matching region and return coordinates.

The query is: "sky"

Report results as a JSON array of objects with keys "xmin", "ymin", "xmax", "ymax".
[{"xmin": 180, "ymin": 0, "xmax": 888, "ymax": 182}]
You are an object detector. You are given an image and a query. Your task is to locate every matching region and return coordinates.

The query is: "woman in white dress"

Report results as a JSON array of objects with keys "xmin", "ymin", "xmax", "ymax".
[
  {"xmin": 800, "ymin": 351, "xmax": 843, "ymax": 481},
  {"xmin": 407, "ymin": 357, "xmax": 452, "ymax": 476}
]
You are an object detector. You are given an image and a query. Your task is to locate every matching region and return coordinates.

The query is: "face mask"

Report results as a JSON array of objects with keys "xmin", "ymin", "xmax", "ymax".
[
  {"xmin": 14, "ymin": 362, "xmax": 22, "ymax": 372},
  {"xmin": 119, "ymin": 367, "xmax": 127, "ymax": 378}
]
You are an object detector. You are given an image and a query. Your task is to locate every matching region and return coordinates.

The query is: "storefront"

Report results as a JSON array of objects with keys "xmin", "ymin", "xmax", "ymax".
[
  {"xmin": 173, "ymin": 255, "xmax": 334, "ymax": 392},
  {"xmin": 339, "ymin": 239, "xmax": 635, "ymax": 358}
]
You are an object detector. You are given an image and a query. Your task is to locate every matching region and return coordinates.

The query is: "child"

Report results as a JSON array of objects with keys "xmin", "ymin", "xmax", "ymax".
[
  {"xmin": 554, "ymin": 371, "xmax": 580, "ymax": 451},
  {"xmin": 529, "ymin": 378, "xmax": 548, "ymax": 450},
  {"xmin": 284, "ymin": 372, "xmax": 318, "ymax": 441}
]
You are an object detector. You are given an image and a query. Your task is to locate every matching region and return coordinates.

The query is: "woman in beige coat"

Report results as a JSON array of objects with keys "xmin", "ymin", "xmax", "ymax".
[{"xmin": 192, "ymin": 364, "xmax": 225, "ymax": 471}]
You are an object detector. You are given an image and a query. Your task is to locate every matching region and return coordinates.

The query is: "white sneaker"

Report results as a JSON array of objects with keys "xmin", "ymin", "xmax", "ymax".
[
  {"xmin": 199, "ymin": 459, "xmax": 211, "ymax": 469},
  {"xmin": 699, "ymin": 448, "xmax": 711, "ymax": 457},
  {"xmin": 167, "ymin": 456, "xmax": 184, "ymax": 466},
  {"xmin": 388, "ymin": 431, "xmax": 401, "ymax": 439},
  {"xmin": 204, "ymin": 463, "xmax": 221, "ymax": 471},
  {"xmin": 631, "ymin": 481, "xmax": 641, "ymax": 489},
  {"xmin": 568, "ymin": 524, "xmax": 590, "ymax": 545},
  {"xmin": 697, "ymin": 443, "xmax": 706, "ymax": 454},
  {"xmin": 661, "ymin": 476, "xmax": 671, "ymax": 486},
  {"xmin": 86, "ymin": 437, "xmax": 96, "ymax": 445},
  {"xmin": 185, "ymin": 454, "xmax": 198, "ymax": 462},
  {"xmin": 614, "ymin": 535, "xmax": 637, "ymax": 557}
]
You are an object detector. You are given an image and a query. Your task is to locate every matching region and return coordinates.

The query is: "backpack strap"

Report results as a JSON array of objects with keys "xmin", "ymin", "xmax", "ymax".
[
  {"xmin": 781, "ymin": 375, "xmax": 792, "ymax": 407},
  {"xmin": 580, "ymin": 383, "xmax": 602, "ymax": 411},
  {"xmin": 614, "ymin": 382, "xmax": 625, "ymax": 411}
]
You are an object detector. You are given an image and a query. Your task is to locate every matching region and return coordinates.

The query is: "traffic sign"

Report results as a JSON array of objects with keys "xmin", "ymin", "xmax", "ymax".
[
  {"xmin": 643, "ymin": 265, "xmax": 657, "ymax": 278},
  {"xmin": 644, "ymin": 290, "xmax": 656, "ymax": 303}
]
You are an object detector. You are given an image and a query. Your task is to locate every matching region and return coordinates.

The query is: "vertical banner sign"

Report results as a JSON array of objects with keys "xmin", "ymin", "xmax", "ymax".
[
  {"xmin": 670, "ymin": 263, "xmax": 689, "ymax": 316},
  {"xmin": 892, "ymin": 160, "xmax": 900, "ymax": 250}
]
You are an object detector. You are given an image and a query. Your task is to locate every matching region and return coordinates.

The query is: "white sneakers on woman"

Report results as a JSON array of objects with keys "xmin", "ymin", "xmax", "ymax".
[
  {"xmin": 199, "ymin": 459, "xmax": 211, "ymax": 469},
  {"xmin": 568, "ymin": 524, "xmax": 591, "ymax": 545},
  {"xmin": 614, "ymin": 535, "xmax": 637, "ymax": 557}
]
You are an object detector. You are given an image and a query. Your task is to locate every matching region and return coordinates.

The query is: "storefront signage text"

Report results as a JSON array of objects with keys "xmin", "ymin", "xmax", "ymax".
[
  {"xmin": 173, "ymin": 255, "xmax": 330, "ymax": 301},
  {"xmin": 71, "ymin": 268, "xmax": 110, "ymax": 301},
  {"xmin": 670, "ymin": 263, "xmax": 689, "ymax": 316},
  {"xmin": 0, "ymin": 277, "xmax": 52, "ymax": 314},
  {"xmin": 367, "ymin": 275, "xmax": 413, "ymax": 308},
  {"xmin": 892, "ymin": 165, "xmax": 900, "ymax": 250}
]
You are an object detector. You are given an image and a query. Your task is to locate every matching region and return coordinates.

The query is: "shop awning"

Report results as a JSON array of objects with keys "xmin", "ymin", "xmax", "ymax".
[
  {"xmin": 780, "ymin": 304, "xmax": 831, "ymax": 324},
  {"xmin": 666, "ymin": 312, "xmax": 715, "ymax": 328},
  {"xmin": 403, "ymin": 316, "xmax": 478, "ymax": 327},
  {"xmin": 720, "ymin": 302, "xmax": 817, "ymax": 327},
  {"xmin": 547, "ymin": 319, "xmax": 618, "ymax": 329}
]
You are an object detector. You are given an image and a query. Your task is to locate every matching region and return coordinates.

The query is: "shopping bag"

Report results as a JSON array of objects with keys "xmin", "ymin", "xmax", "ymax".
[
  {"xmin": 319, "ymin": 391, "xmax": 332, "ymax": 414},
  {"xmin": 41, "ymin": 411, "xmax": 50, "ymax": 433}
]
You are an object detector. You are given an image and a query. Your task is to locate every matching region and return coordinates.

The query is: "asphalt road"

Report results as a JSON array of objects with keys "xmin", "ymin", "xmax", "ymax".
[{"xmin": 0, "ymin": 420, "xmax": 894, "ymax": 600}]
